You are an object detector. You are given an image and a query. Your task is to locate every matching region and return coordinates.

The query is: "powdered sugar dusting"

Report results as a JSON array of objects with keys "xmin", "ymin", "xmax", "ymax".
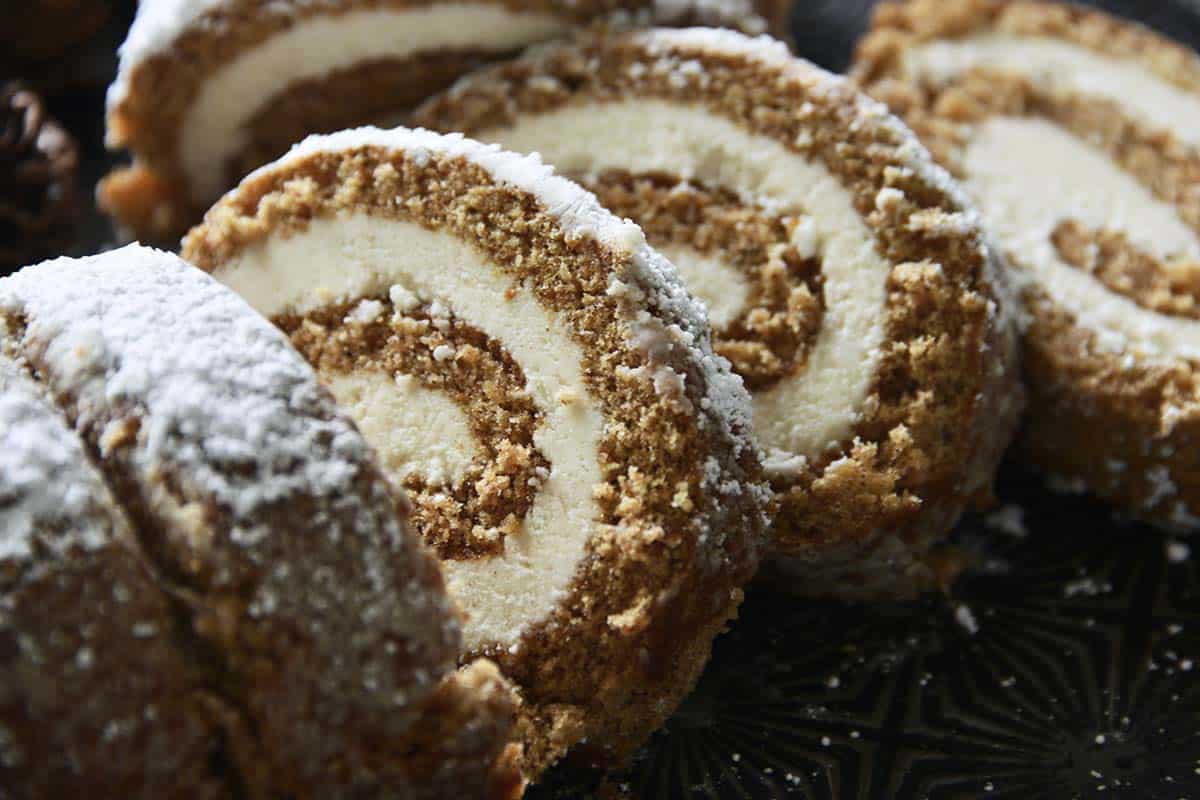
[
  {"xmin": 606, "ymin": 218, "xmax": 772, "ymax": 566},
  {"xmin": 0, "ymin": 245, "xmax": 371, "ymax": 523},
  {"xmin": 108, "ymin": 0, "xmax": 229, "ymax": 110},
  {"xmin": 636, "ymin": 27, "xmax": 794, "ymax": 71},
  {"xmin": 0, "ymin": 358, "xmax": 123, "ymax": 567},
  {"xmin": 275, "ymin": 125, "xmax": 656, "ymax": 258},
  {"xmin": 0, "ymin": 246, "xmax": 463, "ymax": 731}
]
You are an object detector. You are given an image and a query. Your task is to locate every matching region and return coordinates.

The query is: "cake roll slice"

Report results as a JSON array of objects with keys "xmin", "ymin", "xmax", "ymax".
[
  {"xmin": 0, "ymin": 246, "xmax": 521, "ymax": 799},
  {"xmin": 855, "ymin": 0, "xmax": 1200, "ymax": 529},
  {"xmin": 413, "ymin": 27, "xmax": 1023, "ymax": 598},
  {"xmin": 183, "ymin": 127, "xmax": 770, "ymax": 778},
  {"xmin": 0, "ymin": 357, "xmax": 229, "ymax": 799},
  {"xmin": 100, "ymin": 0, "xmax": 648, "ymax": 242}
]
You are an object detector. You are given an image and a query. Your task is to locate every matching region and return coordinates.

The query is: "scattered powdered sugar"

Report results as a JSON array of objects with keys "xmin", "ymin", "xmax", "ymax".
[
  {"xmin": 108, "ymin": 0, "xmax": 229, "ymax": 110},
  {"xmin": 0, "ymin": 358, "xmax": 122, "ymax": 567},
  {"xmin": 636, "ymin": 27, "xmax": 794, "ymax": 73},
  {"xmin": 954, "ymin": 603, "xmax": 980, "ymax": 635},
  {"xmin": 985, "ymin": 505, "xmax": 1028, "ymax": 538},
  {"xmin": 1063, "ymin": 577, "xmax": 1113, "ymax": 598},
  {"xmin": 615, "ymin": 248, "xmax": 774, "ymax": 562},
  {"xmin": 346, "ymin": 298, "xmax": 385, "ymax": 325},
  {"xmin": 1144, "ymin": 465, "xmax": 1179, "ymax": 509},
  {"xmin": 1167, "ymin": 540, "xmax": 1191, "ymax": 564}
]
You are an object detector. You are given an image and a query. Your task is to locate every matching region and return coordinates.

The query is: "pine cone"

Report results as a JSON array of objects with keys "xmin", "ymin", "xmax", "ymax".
[{"xmin": 0, "ymin": 83, "xmax": 79, "ymax": 274}]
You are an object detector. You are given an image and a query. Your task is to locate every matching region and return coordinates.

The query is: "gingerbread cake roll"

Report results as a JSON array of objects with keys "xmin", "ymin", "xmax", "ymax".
[
  {"xmin": 0, "ymin": 246, "xmax": 521, "ymax": 799},
  {"xmin": 183, "ymin": 127, "xmax": 769, "ymax": 778},
  {"xmin": 0, "ymin": 357, "xmax": 229, "ymax": 799},
  {"xmin": 855, "ymin": 0, "xmax": 1200, "ymax": 529},
  {"xmin": 412, "ymin": 28, "xmax": 1024, "ymax": 597},
  {"xmin": 100, "ymin": 0, "xmax": 647, "ymax": 243}
]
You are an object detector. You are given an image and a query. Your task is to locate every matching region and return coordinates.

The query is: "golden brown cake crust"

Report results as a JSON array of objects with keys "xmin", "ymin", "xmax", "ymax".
[
  {"xmin": 183, "ymin": 136, "xmax": 769, "ymax": 777},
  {"xmin": 101, "ymin": 0, "xmax": 649, "ymax": 243},
  {"xmin": 411, "ymin": 29, "xmax": 1023, "ymax": 598},
  {"xmin": 854, "ymin": 0, "xmax": 1200, "ymax": 528}
]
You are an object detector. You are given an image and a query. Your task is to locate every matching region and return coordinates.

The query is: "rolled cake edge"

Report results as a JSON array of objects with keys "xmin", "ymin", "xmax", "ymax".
[
  {"xmin": 182, "ymin": 126, "xmax": 769, "ymax": 776},
  {"xmin": 411, "ymin": 27, "xmax": 1026, "ymax": 595},
  {"xmin": 853, "ymin": 0, "xmax": 1200, "ymax": 528},
  {"xmin": 0, "ymin": 246, "xmax": 523, "ymax": 797}
]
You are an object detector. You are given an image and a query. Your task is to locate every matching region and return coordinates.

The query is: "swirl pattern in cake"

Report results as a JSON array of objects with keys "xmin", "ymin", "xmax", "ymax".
[
  {"xmin": 183, "ymin": 126, "xmax": 771, "ymax": 778},
  {"xmin": 100, "ymin": 0, "xmax": 651, "ymax": 241},
  {"xmin": 855, "ymin": 0, "xmax": 1200, "ymax": 528}
]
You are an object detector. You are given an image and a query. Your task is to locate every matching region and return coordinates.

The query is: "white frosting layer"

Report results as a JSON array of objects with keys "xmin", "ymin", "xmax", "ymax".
[
  {"xmin": 478, "ymin": 99, "xmax": 890, "ymax": 459},
  {"xmin": 215, "ymin": 215, "xmax": 606, "ymax": 650},
  {"xmin": 658, "ymin": 243, "xmax": 751, "ymax": 329},
  {"xmin": 115, "ymin": 4, "xmax": 570, "ymax": 203},
  {"xmin": 327, "ymin": 371, "xmax": 480, "ymax": 486},
  {"xmin": 902, "ymin": 34, "xmax": 1200, "ymax": 147},
  {"xmin": 260, "ymin": 126, "xmax": 756, "ymax": 449},
  {"xmin": 962, "ymin": 116, "xmax": 1200, "ymax": 360}
]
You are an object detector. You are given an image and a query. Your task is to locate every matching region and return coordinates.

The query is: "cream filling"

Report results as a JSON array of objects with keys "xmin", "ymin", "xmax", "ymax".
[
  {"xmin": 902, "ymin": 34, "xmax": 1200, "ymax": 147},
  {"xmin": 215, "ymin": 214, "xmax": 605, "ymax": 651},
  {"xmin": 657, "ymin": 243, "xmax": 752, "ymax": 330},
  {"xmin": 961, "ymin": 116, "xmax": 1200, "ymax": 360},
  {"xmin": 327, "ymin": 371, "xmax": 480, "ymax": 486},
  {"xmin": 180, "ymin": 5, "xmax": 571, "ymax": 203},
  {"xmin": 479, "ymin": 100, "xmax": 890, "ymax": 462}
]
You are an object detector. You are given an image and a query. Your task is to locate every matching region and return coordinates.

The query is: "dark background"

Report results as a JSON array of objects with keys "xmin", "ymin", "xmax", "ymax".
[{"xmin": 4, "ymin": 2, "xmax": 1200, "ymax": 798}]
